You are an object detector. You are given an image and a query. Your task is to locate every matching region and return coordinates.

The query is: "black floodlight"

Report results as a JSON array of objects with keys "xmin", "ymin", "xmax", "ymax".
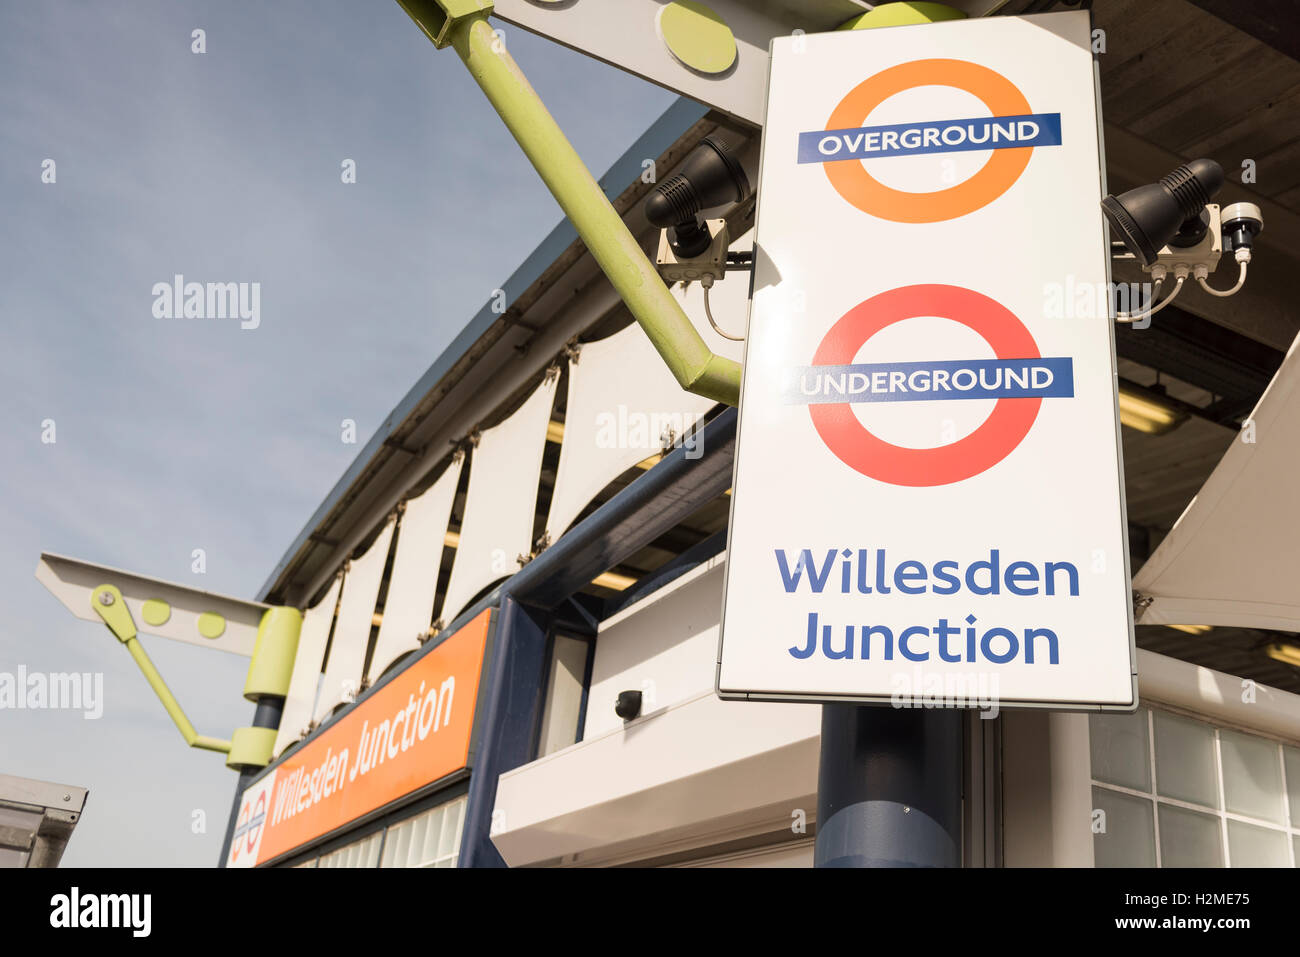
[
  {"xmin": 646, "ymin": 135, "xmax": 751, "ymax": 258},
  {"xmin": 1101, "ymin": 158, "xmax": 1224, "ymax": 266}
]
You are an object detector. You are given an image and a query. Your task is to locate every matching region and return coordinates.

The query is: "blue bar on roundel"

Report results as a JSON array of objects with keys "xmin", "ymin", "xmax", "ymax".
[
  {"xmin": 797, "ymin": 113, "xmax": 1063, "ymax": 163},
  {"xmin": 784, "ymin": 356, "xmax": 1075, "ymax": 404}
]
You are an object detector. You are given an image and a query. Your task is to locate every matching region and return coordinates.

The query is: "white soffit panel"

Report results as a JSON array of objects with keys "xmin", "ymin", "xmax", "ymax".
[
  {"xmin": 273, "ymin": 574, "xmax": 342, "ymax": 757},
  {"xmin": 366, "ymin": 458, "xmax": 463, "ymax": 684},
  {"xmin": 441, "ymin": 374, "xmax": 559, "ymax": 622},
  {"xmin": 1134, "ymin": 333, "xmax": 1300, "ymax": 631},
  {"xmin": 490, "ymin": 0, "xmax": 1003, "ymax": 125},
  {"xmin": 546, "ymin": 321, "xmax": 718, "ymax": 540},
  {"xmin": 491, "ymin": 690, "xmax": 821, "ymax": 867},
  {"xmin": 491, "ymin": 0, "xmax": 799, "ymax": 125},
  {"xmin": 313, "ymin": 517, "xmax": 395, "ymax": 723}
]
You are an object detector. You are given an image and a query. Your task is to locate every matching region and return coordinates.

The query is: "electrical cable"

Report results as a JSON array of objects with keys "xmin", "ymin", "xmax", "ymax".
[
  {"xmin": 700, "ymin": 276, "xmax": 745, "ymax": 341},
  {"xmin": 1116, "ymin": 276, "xmax": 1185, "ymax": 324},
  {"xmin": 1197, "ymin": 260, "xmax": 1248, "ymax": 297}
]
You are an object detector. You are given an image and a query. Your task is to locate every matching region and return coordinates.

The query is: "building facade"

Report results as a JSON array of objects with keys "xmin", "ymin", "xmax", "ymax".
[{"xmin": 224, "ymin": 0, "xmax": 1300, "ymax": 868}]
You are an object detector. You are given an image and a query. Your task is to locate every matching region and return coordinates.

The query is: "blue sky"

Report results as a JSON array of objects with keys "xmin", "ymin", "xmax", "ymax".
[{"xmin": 0, "ymin": 0, "xmax": 675, "ymax": 866}]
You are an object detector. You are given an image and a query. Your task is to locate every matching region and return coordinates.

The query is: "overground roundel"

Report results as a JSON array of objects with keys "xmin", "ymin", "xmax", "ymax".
[
  {"xmin": 823, "ymin": 59, "xmax": 1036, "ymax": 222},
  {"xmin": 808, "ymin": 284, "xmax": 1042, "ymax": 486}
]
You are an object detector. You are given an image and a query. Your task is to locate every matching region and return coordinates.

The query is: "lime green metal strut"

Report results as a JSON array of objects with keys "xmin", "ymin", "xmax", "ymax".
[
  {"xmin": 396, "ymin": 0, "xmax": 743, "ymax": 407},
  {"xmin": 92, "ymin": 584, "xmax": 232, "ymax": 754}
]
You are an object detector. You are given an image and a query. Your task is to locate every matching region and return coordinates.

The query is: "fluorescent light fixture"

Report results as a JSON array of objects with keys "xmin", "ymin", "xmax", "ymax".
[
  {"xmin": 1266, "ymin": 643, "xmax": 1300, "ymax": 668},
  {"xmin": 593, "ymin": 571, "xmax": 636, "ymax": 591},
  {"xmin": 1118, "ymin": 382, "xmax": 1188, "ymax": 435}
]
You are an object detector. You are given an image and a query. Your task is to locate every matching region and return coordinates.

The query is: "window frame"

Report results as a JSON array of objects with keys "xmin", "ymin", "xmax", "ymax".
[{"xmin": 1091, "ymin": 703, "xmax": 1299, "ymax": 867}]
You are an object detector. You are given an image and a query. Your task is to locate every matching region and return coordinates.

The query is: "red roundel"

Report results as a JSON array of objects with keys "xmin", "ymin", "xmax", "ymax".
[{"xmin": 808, "ymin": 284, "xmax": 1041, "ymax": 487}]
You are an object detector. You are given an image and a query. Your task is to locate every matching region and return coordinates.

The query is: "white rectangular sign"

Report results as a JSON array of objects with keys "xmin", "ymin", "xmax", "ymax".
[{"xmin": 717, "ymin": 12, "xmax": 1136, "ymax": 710}]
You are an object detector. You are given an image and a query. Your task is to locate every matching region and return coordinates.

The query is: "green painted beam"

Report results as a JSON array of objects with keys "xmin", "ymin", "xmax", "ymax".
[
  {"xmin": 121, "ymin": 636, "xmax": 232, "ymax": 753},
  {"xmin": 839, "ymin": 2, "xmax": 967, "ymax": 30},
  {"xmin": 399, "ymin": 1, "xmax": 743, "ymax": 407}
]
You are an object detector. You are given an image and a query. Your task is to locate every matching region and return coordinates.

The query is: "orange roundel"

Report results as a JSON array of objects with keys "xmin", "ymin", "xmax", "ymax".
[{"xmin": 823, "ymin": 59, "xmax": 1035, "ymax": 223}]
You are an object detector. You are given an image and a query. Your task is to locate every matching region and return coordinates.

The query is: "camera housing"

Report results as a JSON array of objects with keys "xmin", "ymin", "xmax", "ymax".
[
  {"xmin": 614, "ymin": 690, "xmax": 642, "ymax": 721},
  {"xmin": 1220, "ymin": 201, "xmax": 1263, "ymax": 254}
]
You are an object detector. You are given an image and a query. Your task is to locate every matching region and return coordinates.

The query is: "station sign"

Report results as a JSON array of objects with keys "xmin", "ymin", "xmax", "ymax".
[
  {"xmin": 228, "ymin": 609, "xmax": 492, "ymax": 867},
  {"xmin": 717, "ymin": 13, "xmax": 1136, "ymax": 710}
]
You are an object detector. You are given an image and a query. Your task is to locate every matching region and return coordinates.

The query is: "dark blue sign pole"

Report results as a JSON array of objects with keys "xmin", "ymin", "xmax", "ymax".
[
  {"xmin": 815, "ymin": 705, "xmax": 962, "ymax": 867},
  {"xmin": 217, "ymin": 696, "xmax": 284, "ymax": 868}
]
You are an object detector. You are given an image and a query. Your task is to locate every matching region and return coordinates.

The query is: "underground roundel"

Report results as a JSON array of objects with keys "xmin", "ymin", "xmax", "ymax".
[{"xmin": 787, "ymin": 284, "xmax": 1075, "ymax": 487}]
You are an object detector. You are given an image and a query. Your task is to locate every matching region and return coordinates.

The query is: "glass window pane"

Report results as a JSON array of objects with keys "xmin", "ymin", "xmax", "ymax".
[
  {"xmin": 378, "ymin": 798, "xmax": 467, "ymax": 867},
  {"xmin": 438, "ymin": 798, "xmax": 465, "ymax": 861},
  {"xmin": 1227, "ymin": 820, "xmax": 1289, "ymax": 867},
  {"xmin": 380, "ymin": 827, "xmax": 400, "ymax": 867},
  {"xmin": 363, "ymin": 832, "xmax": 382, "ymax": 868},
  {"xmin": 394, "ymin": 821, "xmax": 414, "ymax": 867},
  {"xmin": 1284, "ymin": 746, "xmax": 1300, "ymax": 828},
  {"xmin": 1157, "ymin": 804, "xmax": 1223, "ymax": 867},
  {"xmin": 420, "ymin": 806, "xmax": 443, "ymax": 865},
  {"xmin": 1153, "ymin": 711, "xmax": 1219, "ymax": 808},
  {"xmin": 1090, "ymin": 710, "xmax": 1150, "ymax": 791},
  {"xmin": 1093, "ymin": 787, "xmax": 1156, "ymax": 867},
  {"xmin": 434, "ymin": 807, "xmax": 456, "ymax": 862},
  {"xmin": 409, "ymin": 813, "xmax": 430, "ymax": 866},
  {"xmin": 1220, "ymin": 730, "xmax": 1283, "ymax": 823}
]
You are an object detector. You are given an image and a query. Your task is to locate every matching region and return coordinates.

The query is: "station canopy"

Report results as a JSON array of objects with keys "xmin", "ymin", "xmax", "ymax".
[{"xmin": 1134, "ymin": 332, "xmax": 1300, "ymax": 632}]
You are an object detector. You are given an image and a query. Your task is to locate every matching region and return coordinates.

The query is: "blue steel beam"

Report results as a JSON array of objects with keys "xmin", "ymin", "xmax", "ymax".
[{"xmin": 458, "ymin": 407, "xmax": 737, "ymax": 866}]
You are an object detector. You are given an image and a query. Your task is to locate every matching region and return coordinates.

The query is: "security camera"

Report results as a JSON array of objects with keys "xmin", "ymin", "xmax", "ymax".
[
  {"xmin": 1221, "ymin": 202, "xmax": 1263, "ymax": 254},
  {"xmin": 1102, "ymin": 159, "xmax": 1224, "ymax": 266},
  {"xmin": 614, "ymin": 689, "xmax": 642, "ymax": 721},
  {"xmin": 646, "ymin": 136, "xmax": 751, "ymax": 258}
]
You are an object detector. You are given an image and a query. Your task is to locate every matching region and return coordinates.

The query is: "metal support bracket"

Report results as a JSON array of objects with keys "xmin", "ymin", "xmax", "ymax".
[
  {"xmin": 397, "ymin": 0, "xmax": 743, "ymax": 407},
  {"xmin": 90, "ymin": 582, "xmax": 234, "ymax": 754}
]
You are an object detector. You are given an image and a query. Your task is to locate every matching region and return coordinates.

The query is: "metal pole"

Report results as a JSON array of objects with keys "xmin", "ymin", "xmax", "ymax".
[
  {"xmin": 803, "ymin": 1, "xmax": 970, "ymax": 872},
  {"xmin": 121, "ymin": 636, "xmax": 232, "ymax": 752},
  {"xmin": 815, "ymin": 704, "xmax": 963, "ymax": 867},
  {"xmin": 217, "ymin": 696, "xmax": 284, "ymax": 867}
]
